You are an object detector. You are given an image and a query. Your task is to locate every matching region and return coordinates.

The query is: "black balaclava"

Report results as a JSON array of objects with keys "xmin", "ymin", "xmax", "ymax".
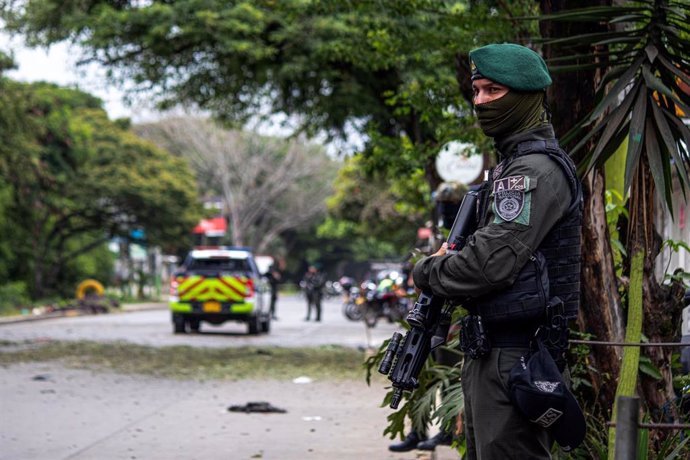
[{"xmin": 474, "ymin": 90, "xmax": 547, "ymax": 139}]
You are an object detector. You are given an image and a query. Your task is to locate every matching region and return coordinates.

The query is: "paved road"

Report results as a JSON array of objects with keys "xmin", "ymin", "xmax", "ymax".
[
  {"xmin": 0, "ymin": 294, "xmax": 462, "ymax": 460},
  {"xmin": 0, "ymin": 294, "xmax": 401, "ymax": 350}
]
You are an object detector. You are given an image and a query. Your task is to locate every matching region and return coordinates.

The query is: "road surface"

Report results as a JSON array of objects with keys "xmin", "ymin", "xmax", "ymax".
[
  {"xmin": 0, "ymin": 294, "xmax": 461, "ymax": 460},
  {"xmin": 0, "ymin": 294, "xmax": 401, "ymax": 350}
]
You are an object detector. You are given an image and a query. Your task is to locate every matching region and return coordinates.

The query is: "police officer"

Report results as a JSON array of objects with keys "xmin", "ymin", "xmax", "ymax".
[
  {"xmin": 266, "ymin": 264, "xmax": 282, "ymax": 320},
  {"xmin": 302, "ymin": 265, "xmax": 325, "ymax": 321},
  {"xmin": 413, "ymin": 43, "xmax": 583, "ymax": 459}
]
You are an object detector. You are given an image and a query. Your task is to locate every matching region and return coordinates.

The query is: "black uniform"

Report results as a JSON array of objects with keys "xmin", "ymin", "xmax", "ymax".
[
  {"xmin": 302, "ymin": 268, "xmax": 325, "ymax": 321},
  {"xmin": 414, "ymin": 125, "xmax": 582, "ymax": 459},
  {"xmin": 266, "ymin": 265, "xmax": 281, "ymax": 319}
]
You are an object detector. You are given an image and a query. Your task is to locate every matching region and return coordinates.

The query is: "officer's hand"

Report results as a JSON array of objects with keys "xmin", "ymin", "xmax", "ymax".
[{"xmin": 431, "ymin": 242, "xmax": 448, "ymax": 257}]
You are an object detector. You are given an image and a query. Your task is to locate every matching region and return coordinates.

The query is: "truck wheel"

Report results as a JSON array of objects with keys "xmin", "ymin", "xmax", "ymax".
[
  {"xmin": 260, "ymin": 316, "xmax": 271, "ymax": 333},
  {"xmin": 189, "ymin": 319, "xmax": 201, "ymax": 333},
  {"xmin": 173, "ymin": 314, "xmax": 187, "ymax": 334},
  {"xmin": 248, "ymin": 315, "xmax": 260, "ymax": 335}
]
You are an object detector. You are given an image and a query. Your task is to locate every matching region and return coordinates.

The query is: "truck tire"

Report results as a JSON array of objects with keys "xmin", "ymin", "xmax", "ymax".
[
  {"xmin": 247, "ymin": 315, "xmax": 260, "ymax": 335},
  {"xmin": 260, "ymin": 315, "xmax": 271, "ymax": 333},
  {"xmin": 189, "ymin": 319, "xmax": 201, "ymax": 333},
  {"xmin": 173, "ymin": 314, "xmax": 187, "ymax": 334}
]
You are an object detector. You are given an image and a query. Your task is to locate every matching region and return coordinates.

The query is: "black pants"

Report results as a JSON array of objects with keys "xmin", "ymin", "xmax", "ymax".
[
  {"xmin": 269, "ymin": 289, "xmax": 278, "ymax": 317},
  {"xmin": 306, "ymin": 292, "xmax": 322, "ymax": 321},
  {"xmin": 462, "ymin": 347, "xmax": 553, "ymax": 459}
]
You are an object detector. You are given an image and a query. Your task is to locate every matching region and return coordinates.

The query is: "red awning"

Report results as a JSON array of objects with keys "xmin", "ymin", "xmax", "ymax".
[{"xmin": 193, "ymin": 217, "xmax": 227, "ymax": 236}]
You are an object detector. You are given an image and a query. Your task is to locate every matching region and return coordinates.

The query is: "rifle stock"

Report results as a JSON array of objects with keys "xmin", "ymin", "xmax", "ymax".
[{"xmin": 378, "ymin": 190, "xmax": 478, "ymax": 409}]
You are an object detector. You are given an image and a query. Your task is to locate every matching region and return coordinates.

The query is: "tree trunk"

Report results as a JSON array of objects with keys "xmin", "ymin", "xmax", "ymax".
[
  {"xmin": 540, "ymin": 0, "xmax": 610, "ymax": 147},
  {"xmin": 609, "ymin": 246, "xmax": 643, "ymax": 458},
  {"xmin": 633, "ymin": 158, "xmax": 686, "ymax": 423},
  {"xmin": 540, "ymin": 0, "xmax": 625, "ymax": 412},
  {"xmin": 579, "ymin": 169, "xmax": 625, "ymax": 408}
]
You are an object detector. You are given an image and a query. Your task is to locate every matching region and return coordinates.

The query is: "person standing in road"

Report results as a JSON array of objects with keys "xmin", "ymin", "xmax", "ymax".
[
  {"xmin": 302, "ymin": 265, "xmax": 325, "ymax": 322},
  {"xmin": 412, "ymin": 43, "xmax": 584, "ymax": 459},
  {"xmin": 266, "ymin": 264, "xmax": 282, "ymax": 320}
]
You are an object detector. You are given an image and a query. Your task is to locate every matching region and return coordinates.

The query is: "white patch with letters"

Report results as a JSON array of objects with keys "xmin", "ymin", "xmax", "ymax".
[{"xmin": 533, "ymin": 407, "xmax": 564, "ymax": 428}]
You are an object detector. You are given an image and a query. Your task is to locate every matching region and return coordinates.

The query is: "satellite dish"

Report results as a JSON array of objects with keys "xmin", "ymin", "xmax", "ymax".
[{"xmin": 435, "ymin": 141, "xmax": 483, "ymax": 184}]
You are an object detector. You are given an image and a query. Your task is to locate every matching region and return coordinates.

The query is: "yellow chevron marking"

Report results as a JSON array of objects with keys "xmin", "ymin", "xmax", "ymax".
[{"xmin": 178, "ymin": 275, "xmax": 247, "ymax": 302}]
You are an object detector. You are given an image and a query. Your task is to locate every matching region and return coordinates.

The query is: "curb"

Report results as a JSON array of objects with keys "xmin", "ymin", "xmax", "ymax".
[{"xmin": 0, "ymin": 302, "xmax": 167, "ymax": 326}]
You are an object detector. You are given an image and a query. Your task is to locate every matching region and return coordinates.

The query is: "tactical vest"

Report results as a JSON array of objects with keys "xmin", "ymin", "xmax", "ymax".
[{"xmin": 472, "ymin": 139, "xmax": 583, "ymax": 323}]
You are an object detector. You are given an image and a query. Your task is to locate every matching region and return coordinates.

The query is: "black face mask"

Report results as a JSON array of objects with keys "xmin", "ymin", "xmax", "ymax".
[{"xmin": 474, "ymin": 91, "xmax": 546, "ymax": 138}]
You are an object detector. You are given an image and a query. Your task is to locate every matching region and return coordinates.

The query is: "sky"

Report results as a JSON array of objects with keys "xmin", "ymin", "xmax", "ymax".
[
  {"xmin": 0, "ymin": 33, "xmax": 155, "ymax": 121},
  {"xmin": 0, "ymin": 32, "xmax": 362, "ymax": 155}
]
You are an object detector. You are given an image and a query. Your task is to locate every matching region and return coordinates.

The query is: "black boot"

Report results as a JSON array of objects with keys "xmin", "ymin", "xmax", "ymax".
[
  {"xmin": 388, "ymin": 431, "xmax": 426, "ymax": 452},
  {"xmin": 416, "ymin": 430, "xmax": 453, "ymax": 451}
]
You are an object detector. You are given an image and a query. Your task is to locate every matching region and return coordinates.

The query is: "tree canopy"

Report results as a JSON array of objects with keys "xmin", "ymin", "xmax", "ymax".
[
  {"xmin": 0, "ymin": 76, "xmax": 201, "ymax": 298},
  {"xmin": 0, "ymin": 1, "xmax": 533, "ymax": 176}
]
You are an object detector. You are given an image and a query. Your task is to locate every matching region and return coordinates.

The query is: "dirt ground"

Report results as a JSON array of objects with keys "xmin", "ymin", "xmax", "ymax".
[{"xmin": 0, "ymin": 361, "xmax": 460, "ymax": 460}]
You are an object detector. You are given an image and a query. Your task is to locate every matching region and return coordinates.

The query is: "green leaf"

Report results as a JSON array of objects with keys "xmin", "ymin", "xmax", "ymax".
[
  {"xmin": 587, "ymin": 83, "xmax": 639, "ymax": 171},
  {"xmin": 612, "ymin": 238, "xmax": 628, "ymax": 257},
  {"xmin": 587, "ymin": 118, "xmax": 631, "ymax": 175},
  {"xmin": 645, "ymin": 117, "xmax": 672, "ymax": 216},
  {"xmin": 644, "ymin": 44, "xmax": 658, "ymax": 63},
  {"xmin": 609, "ymin": 13, "xmax": 650, "ymax": 24},
  {"xmin": 625, "ymin": 86, "xmax": 648, "ymax": 193},
  {"xmin": 568, "ymin": 115, "xmax": 607, "ymax": 158},
  {"xmin": 650, "ymin": 98, "xmax": 690, "ymax": 193},
  {"xmin": 642, "ymin": 65, "xmax": 675, "ymax": 100},
  {"xmin": 588, "ymin": 56, "xmax": 644, "ymax": 124},
  {"xmin": 538, "ymin": 5, "xmax": 647, "ymax": 22},
  {"xmin": 664, "ymin": 435, "xmax": 690, "ymax": 460},
  {"xmin": 542, "ymin": 30, "xmax": 645, "ymax": 48},
  {"xmin": 638, "ymin": 355, "xmax": 663, "ymax": 380}
]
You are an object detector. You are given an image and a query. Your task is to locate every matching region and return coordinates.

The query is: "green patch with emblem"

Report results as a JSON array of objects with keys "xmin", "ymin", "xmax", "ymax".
[{"xmin": 492, "ymin": 175, "xmax": 534, "ymax": 225}]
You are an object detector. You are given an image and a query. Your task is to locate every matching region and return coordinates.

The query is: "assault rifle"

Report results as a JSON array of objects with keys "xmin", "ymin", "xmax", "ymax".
[{"xmin": 378, "ymin": 190, "xmax": 478, "ymax": 409}]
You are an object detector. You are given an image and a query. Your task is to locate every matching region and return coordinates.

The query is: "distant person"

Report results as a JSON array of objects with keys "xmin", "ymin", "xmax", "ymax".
[
  {"xmin": 302, "ymin": 265, "xmax": 325, "ymax": 321},
  {"xmin": 266, "ymin": 264, "xmax": 282, "ymax": 320}
]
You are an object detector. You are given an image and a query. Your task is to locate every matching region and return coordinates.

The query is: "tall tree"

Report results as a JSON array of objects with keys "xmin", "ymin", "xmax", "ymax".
[
  {"xmin": 135, "ymin": 117, "xmax": 338, "ymax": 254},
  {"xmin": 539, "ymin": 0, "xmax": 627, "ymax": 413},
  {"xmin": 0, "ymin": 81, "xmax": 201, "ymax": 298},
  {"xmin": 0, "ymin": 0, "xmax": 533, "ymax": 187},
  {"xmin": 539, "ymin": 0, "xmax": 690, "ymax": 451},
  {"xmin": 320, "ymin": 153, "xmax": 429, "ymax": 259}
]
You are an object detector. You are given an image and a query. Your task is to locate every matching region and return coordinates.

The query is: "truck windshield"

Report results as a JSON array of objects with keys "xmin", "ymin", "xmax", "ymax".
[{"xmin": 187, "ymin": 258, "xmax": 251, "ymax": 272}]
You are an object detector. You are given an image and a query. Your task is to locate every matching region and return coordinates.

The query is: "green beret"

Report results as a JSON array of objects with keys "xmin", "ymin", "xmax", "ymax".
[{"xmin": 469, "ymin": 43, "xmax": 552, "ymax": 91}]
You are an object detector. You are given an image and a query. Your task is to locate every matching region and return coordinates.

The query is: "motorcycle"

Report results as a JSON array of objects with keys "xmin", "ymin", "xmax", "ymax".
[
  {"xmin": 360, "ymin": 276, "xmax": 413, "ymax": 328},
  {"xmin": 342, "ymin": 285, "xmax": 365, "ymax": 321}
]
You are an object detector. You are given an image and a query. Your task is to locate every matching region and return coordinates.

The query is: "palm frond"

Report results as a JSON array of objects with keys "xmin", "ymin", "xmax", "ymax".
[
  {"xmin": 542, "ymin": 0, "xmax": 690, "ymax": 214},
  {"xmin": 650, "ymin": 98, "xmax": 690, "ymax": 194},
  {"xmin": 624, "ymin": 88, "xmax": 648, "ymax": 193},
  {"xmin": 645, "ymin": 117, "xmax": 673, "ymax": 216},
  {"xmin": 589, "ymin": 57, "xmax": 644, "ymax": 124},
  {"xmin": 587, "ymin": 85, "xmax": 639, "ymax": 172}
]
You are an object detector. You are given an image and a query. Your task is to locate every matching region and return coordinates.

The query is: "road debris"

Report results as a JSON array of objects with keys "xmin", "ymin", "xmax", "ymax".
[{"xmin": 227, "ymin": 401, "xmax": 287, "ymax": 414}]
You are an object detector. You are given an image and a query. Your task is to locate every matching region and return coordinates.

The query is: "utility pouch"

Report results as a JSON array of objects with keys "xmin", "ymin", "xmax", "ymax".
[
  {"xmin": 533, "ymin": 297, "xmax": 569, "ymax": 372},
  {"xmin": 459, "ymin": 314, "xmax": 492, "ymax": 359}
]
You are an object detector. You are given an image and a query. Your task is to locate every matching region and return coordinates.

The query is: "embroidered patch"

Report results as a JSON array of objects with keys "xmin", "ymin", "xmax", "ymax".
[
  {"xmin": 493, "ymin": 176, "xmax": 528, "ymax": 222},
  {"xmin": 534, "ymin": 380, "xmax": 560, "ymax": 393},
  {"xmin": 533, "ymin": 407, "xmax": 563, "ymax": 428}
]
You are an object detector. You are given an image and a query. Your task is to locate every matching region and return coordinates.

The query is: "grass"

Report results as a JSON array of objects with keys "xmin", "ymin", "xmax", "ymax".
[{"xmin": 0, "ymin": 339, "xmax": 382, "ymax": 382}]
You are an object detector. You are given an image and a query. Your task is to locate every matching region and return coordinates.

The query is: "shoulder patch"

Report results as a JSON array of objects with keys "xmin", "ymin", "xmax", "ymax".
[
  {"xmin": 493, "ymin": 176, "xmax": 528, "ymax": 222},
  {"xmin": 493, "ymin": 175, "xmax": 527, "ymax": 193}
]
